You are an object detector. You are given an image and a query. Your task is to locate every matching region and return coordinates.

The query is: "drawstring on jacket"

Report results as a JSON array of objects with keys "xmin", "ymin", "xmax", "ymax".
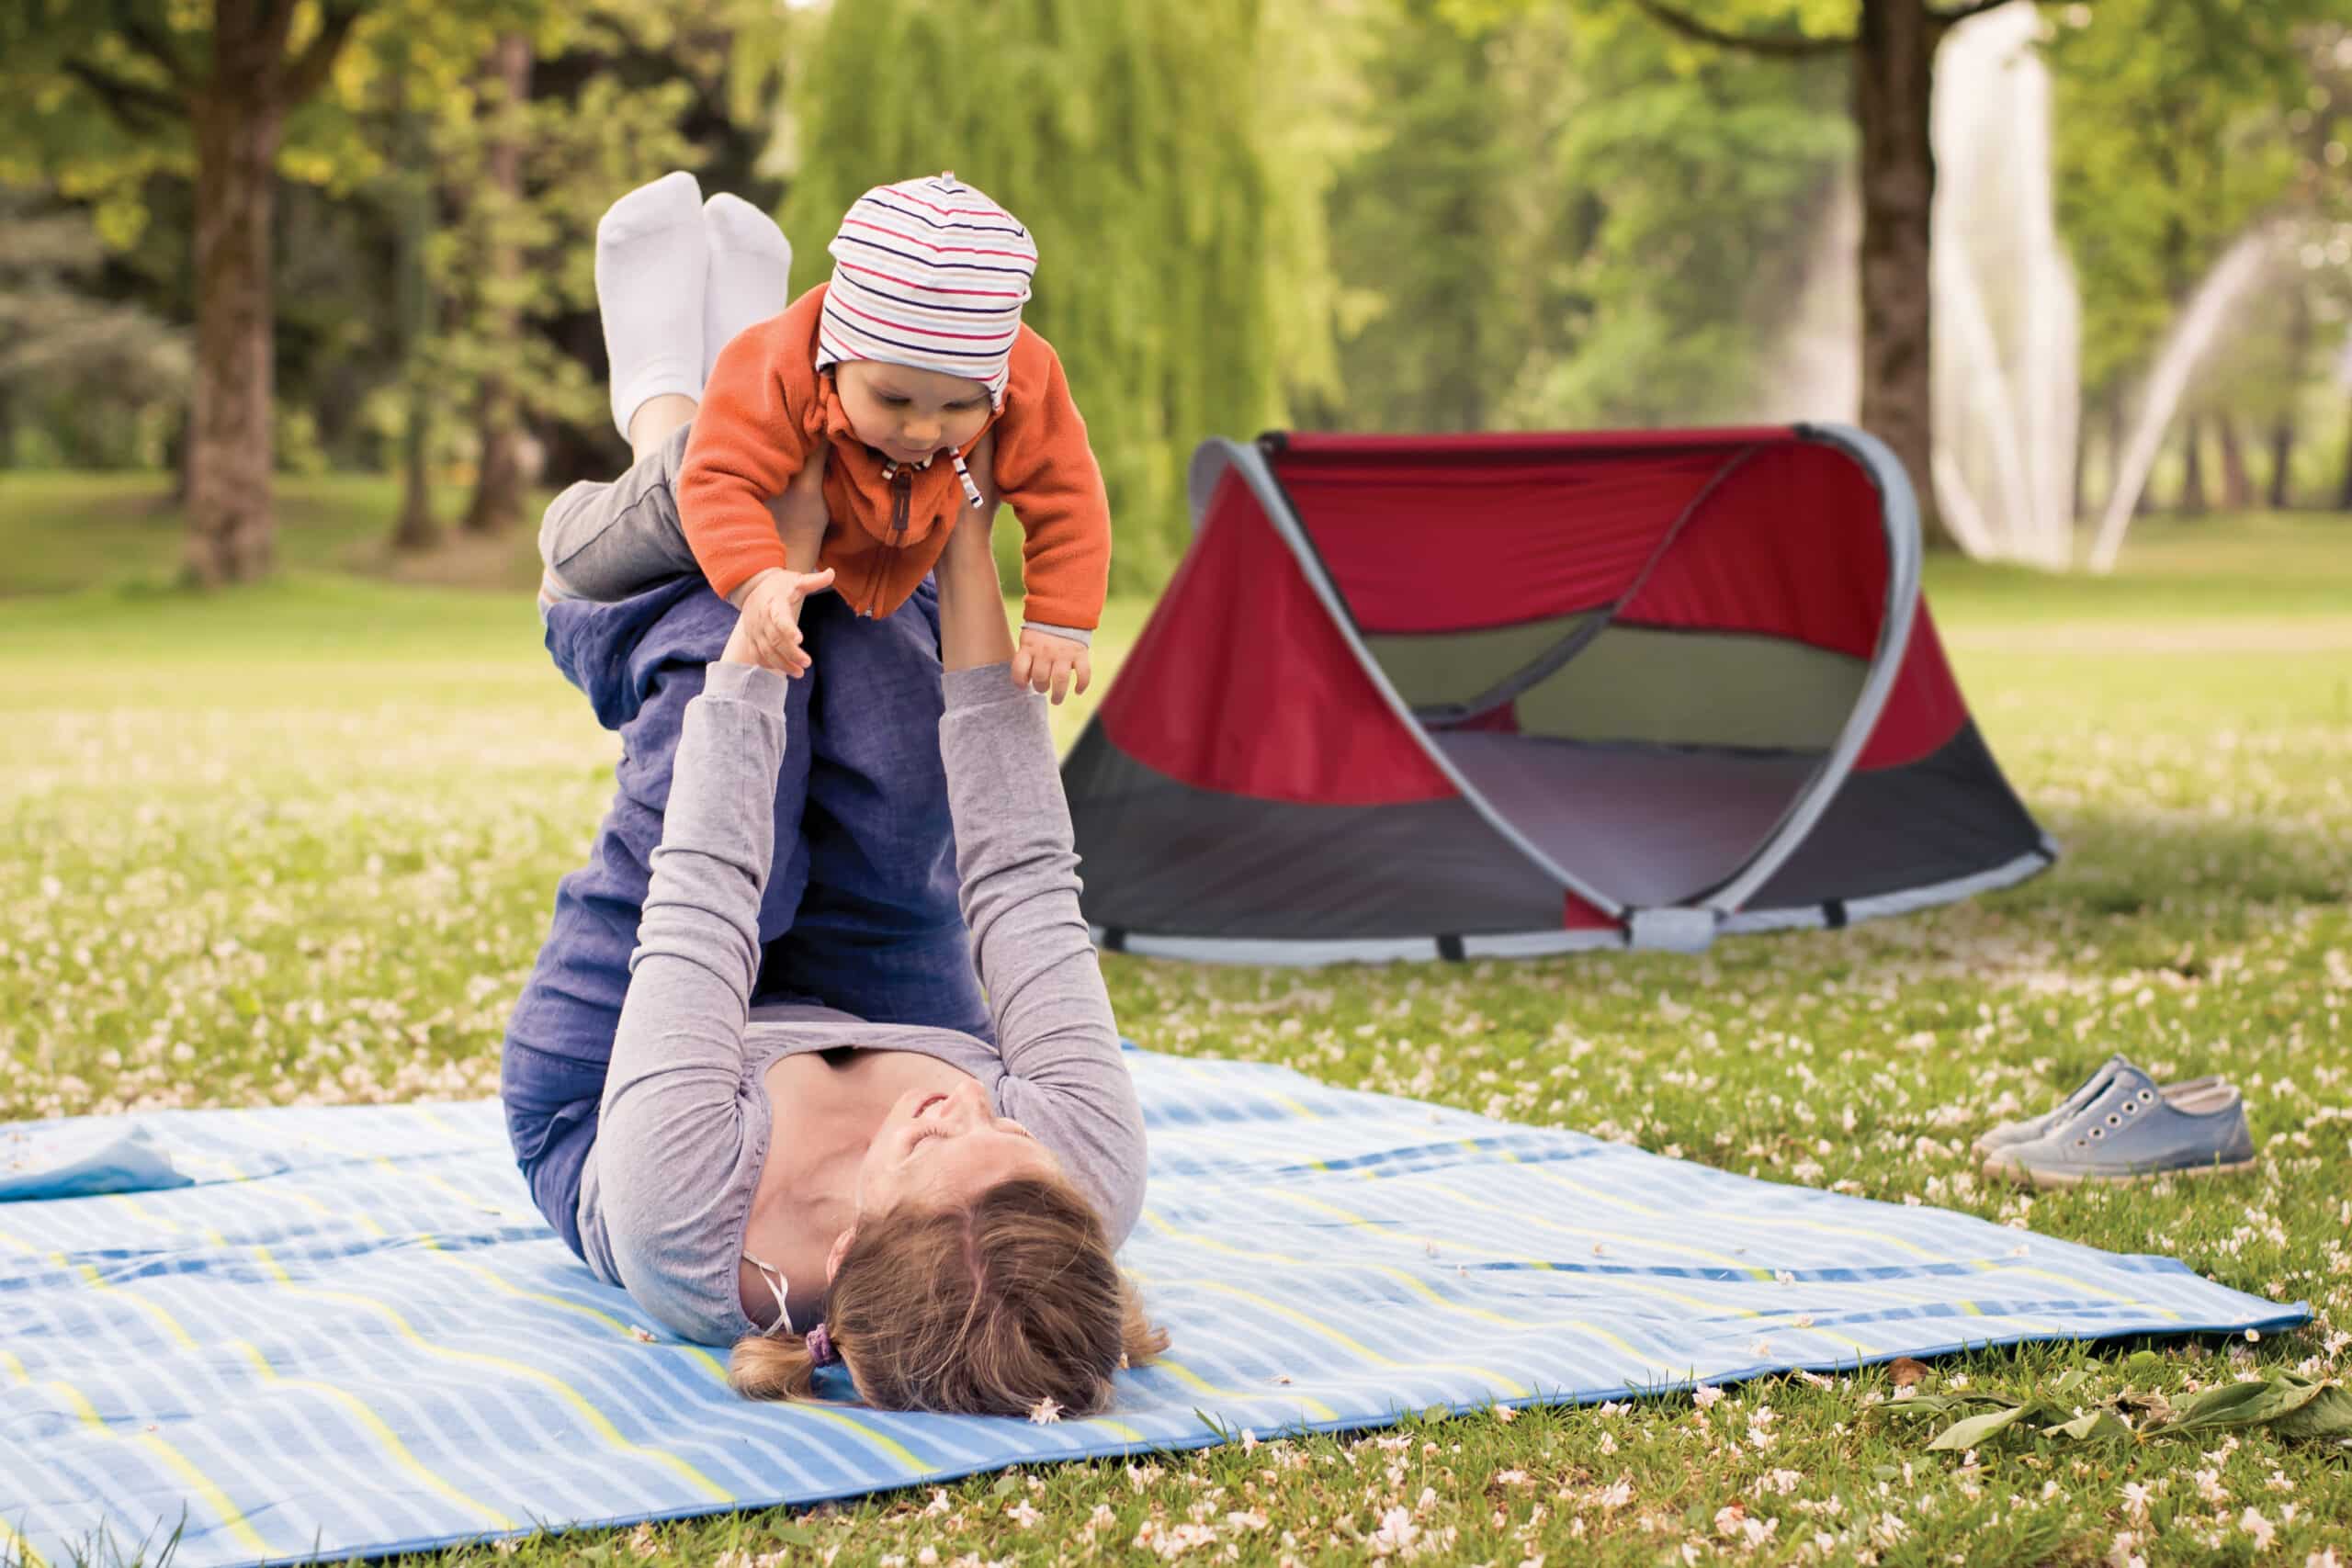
[{"xmin": 878, "ymin": 451, "xmax": 988, "ymax": 512}]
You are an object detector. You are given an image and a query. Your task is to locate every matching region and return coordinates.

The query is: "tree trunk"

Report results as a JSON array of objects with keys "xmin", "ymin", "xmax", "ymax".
[
  {"xmin": 2177, "ymin": 414, "xmax": 2208, "ymax": 515},
  {"xmin": 386, "ymin": 62, "xmax": 440, "ymax": 554},
  {"xmin": 2271, "ymin": 285, "xmax": 2311, "ymax": 509},
  {"xmin": 168, "ymin": 406, "xmax": 194, "ymax": 507},
  {"xmin": 1854, "ymin": 0, "xmax": 1946, "ymax": 547},
  {"xmin": 184, "ymin": 96, "xmax": 282, "ymax": 585},
  {"xmin": 2216, "ymin": 416, "xmax": 2254, "ymax": 510},
  {"xmin": 2268, "ymin": 409, "xmax": 2298, "ymax": 509},
  {"xmin": 2071, "ymin": 399, "xmax": 2088, "ymax": 523},
  {"xmin": 391, "ymin": 376, "xmax": 438, "ymax": 552},
  {"xmin": 2099, "ymin": 384, "xmax": 2127, "ymax": 520},
  {"xmin": 2338, "ymin": 395, "xmax": 2352, "ymax": 512},
  {"xmin": 462, "ymin": 32, "xmax": 534, "ymax": 536}
]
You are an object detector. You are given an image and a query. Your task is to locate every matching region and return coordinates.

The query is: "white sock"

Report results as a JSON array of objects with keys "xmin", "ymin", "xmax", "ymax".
[
  {"xmin": 594, "ymin": 171, "xmax": 708, "ymax": 442},
  {"xmin": 702, "ymin": 193, "xmax": 795, "ymax": 383}
]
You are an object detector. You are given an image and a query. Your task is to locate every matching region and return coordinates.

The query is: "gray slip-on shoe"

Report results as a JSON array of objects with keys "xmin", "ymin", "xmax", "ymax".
[
  {"xmin": 1971, "ymin": 1055, "xmax": 2228, "ymax": 1159},
  {"xmin": 1984, "ymin": 1061, "xmax": 2255, "ymax": 1188}
]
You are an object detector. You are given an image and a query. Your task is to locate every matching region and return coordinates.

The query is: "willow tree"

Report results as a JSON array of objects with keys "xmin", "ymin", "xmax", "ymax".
[{"xmin": 783, "ymin": 0, "xmax": 1324, "ymax": 592}]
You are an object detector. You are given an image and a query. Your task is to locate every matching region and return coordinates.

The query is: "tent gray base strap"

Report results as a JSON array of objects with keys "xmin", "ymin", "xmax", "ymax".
[
  {"xmin": 1091, "ymin": 847, "xmax": 2055, "ymax": 969},
  {"xmin": 1091, "ymin": 925, "xmax": 1625, "ymax": 967}
]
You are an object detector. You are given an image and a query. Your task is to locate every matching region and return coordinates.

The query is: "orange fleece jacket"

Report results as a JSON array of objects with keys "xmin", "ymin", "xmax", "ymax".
[{"xmin": 675, "ymin": 284, "xmax": 1111, "ymax": 629}]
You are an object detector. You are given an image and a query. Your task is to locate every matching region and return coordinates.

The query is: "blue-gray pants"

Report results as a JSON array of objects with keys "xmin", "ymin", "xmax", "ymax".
[{"xmin": 501, "ymin": 423, "xmax": 992, "ymax": 1258}]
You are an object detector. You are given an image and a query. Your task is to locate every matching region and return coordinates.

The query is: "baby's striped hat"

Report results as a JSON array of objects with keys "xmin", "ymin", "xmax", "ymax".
[{"xmin": 816, "ymin": 172, "xmax": 1037, "ymax": 407}]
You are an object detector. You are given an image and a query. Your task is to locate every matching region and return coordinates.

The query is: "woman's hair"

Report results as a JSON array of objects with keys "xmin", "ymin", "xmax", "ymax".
[{"xmin": 729, "ymin": 1171, "xmax": 1167, "ymax": 1416}]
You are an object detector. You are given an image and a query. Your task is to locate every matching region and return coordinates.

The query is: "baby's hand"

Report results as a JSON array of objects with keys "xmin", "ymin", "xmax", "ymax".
[
  {"xmin": 723, "ymin": 567, "xmax": 836, "ymax": 674},
  {"xmin": 1012, "ymin": 626, "xmax": 1091, "ymax": 704}
]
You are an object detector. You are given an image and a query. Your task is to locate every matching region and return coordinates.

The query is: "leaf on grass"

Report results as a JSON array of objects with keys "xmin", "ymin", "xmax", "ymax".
[
  {"xmin": 2155, "ymin": 1373, "xmax": 2352, "ymax": 1440},
  {"xmin": 2274, "ymin": 1380, "xmax": 2352, "ymax": 1440},
  {"xmin": 1909, "ymin": 1371, "xmax": 2352, "ymax": 1454},
  {"xmin": 2164, "ymin": 1379, "xmax": 2289, "ymax": 1428},
  {"xmin": 2049, "ymin": 1409, "xmax": 2132, "ymax": 1443},
  {"xmin": 1928, "ymin": 1402, "xmax": 2041, "ymax": 1451},
  {"xmin": 1889, "ymin": 1357, "xmax": 1928, "ymax": 1388}
]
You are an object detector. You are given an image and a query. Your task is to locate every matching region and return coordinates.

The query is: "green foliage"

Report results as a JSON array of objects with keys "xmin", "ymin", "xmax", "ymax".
[
  {"xmin": 2047, "ymin": 0, "xmax": 2343, "ymax": 397},
  {"xmin": 416, "ymin": 7, "xmax": 714, "ymax": 449},
  {"xmin": 1322, "ymin": 0, "xmax": 1846, "ymax": 434},
  {"xmin": 1515, "ymin": 14, "xmax": 1849, "ymax": 426},
  {"xmin": 0, "ymin": 193, "xmax": 188, "ymax": 468},
  {"xmin": 781, "ymin": 0, "xmax": 1317, "ymax": 592},
  {"xmin": 1320, "ymin": 0, "xmax": 1524, "ymax": 432}
]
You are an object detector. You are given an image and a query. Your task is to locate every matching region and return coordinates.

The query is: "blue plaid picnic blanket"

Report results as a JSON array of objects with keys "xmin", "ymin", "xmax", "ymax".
[{"xmin": 0, "ymin": 1046, "xmax": 2305, "ymax": 1566}]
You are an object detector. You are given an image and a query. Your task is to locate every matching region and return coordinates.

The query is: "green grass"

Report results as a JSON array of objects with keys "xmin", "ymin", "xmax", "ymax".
[
  {"xmin": 2, "ymin": 500, "xmax": 2348, "ymax": 1565},
  {"xmin": 0, "ymin": 470, "xmax": 558, "ymax": 597}
]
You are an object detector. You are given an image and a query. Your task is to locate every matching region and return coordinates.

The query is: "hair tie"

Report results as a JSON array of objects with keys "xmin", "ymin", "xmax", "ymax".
[{"xmin": 804, "ymin": 1321, "xmax": 836, "ymax": 1366}]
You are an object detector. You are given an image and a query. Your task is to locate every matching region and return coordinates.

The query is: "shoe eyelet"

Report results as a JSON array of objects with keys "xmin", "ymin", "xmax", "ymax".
[
  {"xmin": 2090, "ymin": 1127, "xmax": 2105, "ymax": 1139},
  {"xmin": 2075, "ymin": 1138, "xmax": 2088, "ymax": 1148},
  {"xmin": 2106, "ymin": 1113, "xmax": 2121, "ymax": 1126},
  {"xmin": 2138, "ymin": 1089, "xmax": 2154, "ymax": 1102},
  {"xmin": 2123, "ymin": 1101, "xmax": 2139, "ymax": 1114}
]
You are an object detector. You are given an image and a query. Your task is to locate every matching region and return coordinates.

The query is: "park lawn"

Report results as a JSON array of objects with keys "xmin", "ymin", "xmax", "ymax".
[
  {"xmin": 0, "ymin": 470, "xmax": 553, "ymax": 598},
  {"xmin": 0, "ymin": 509, "xmax": 2347, "ymax": 1564}
]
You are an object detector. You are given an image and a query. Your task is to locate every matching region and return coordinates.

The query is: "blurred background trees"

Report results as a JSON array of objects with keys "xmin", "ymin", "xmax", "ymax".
[{"xmin": 4, "ymin": 0, "xmax": 2350, "ymax": 588}]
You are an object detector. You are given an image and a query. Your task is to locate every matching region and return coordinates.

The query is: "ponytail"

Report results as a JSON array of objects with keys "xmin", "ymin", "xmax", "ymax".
[{"xmin": 729, "ymin": 1332, "xmax": 821, "ymax": 1401}]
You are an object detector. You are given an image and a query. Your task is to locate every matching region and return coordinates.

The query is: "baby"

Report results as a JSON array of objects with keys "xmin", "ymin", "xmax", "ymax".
[{"xmin": 678, "ymin": 172, "xmax": 1109, "ymax": 702}]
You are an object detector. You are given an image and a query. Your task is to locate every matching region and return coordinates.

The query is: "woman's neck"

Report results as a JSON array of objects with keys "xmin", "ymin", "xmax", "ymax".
[{"xmin": 741, "ymin": 1058, "xmax": 869, "ymax": 1326}]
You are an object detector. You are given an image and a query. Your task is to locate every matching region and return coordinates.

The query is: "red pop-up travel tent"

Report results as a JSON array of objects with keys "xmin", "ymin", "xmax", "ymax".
[{"xmin": 1061, "ymin": 425, "xmax": 2054, "ymax": 964}]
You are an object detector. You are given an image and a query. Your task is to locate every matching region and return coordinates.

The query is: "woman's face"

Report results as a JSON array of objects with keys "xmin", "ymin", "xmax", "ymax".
[
  {"xmin": 853, "ymin": 1077, "xmax": 1059, "ymax": 1221},
  {"xmin": 832, "ymin": 359, "xmax": 993, "ymax": 466}
]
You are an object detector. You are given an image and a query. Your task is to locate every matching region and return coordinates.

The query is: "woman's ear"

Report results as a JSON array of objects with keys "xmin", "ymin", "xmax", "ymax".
[{"xmin": 825, "ymin": 1225, "xmax": 856, "ymax": 1285}]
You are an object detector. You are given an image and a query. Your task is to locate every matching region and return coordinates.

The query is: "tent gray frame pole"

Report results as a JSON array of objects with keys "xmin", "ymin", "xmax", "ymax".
[
  {"xmin": 1698, "ymin": 423, "xmax": 1923, "ymax": 914},
  {"xmin": 1187, "ymin": 438, "xmax": 1629, "ymax": 919}
]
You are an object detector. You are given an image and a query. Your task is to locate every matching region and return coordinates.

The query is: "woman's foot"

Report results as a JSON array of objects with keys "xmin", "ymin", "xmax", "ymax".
[
  {"xmin": 702, "ymin": 193, "xmax": 794, "ymax": 381},
  {"xmin": 595, "ymin": 171, "xmax": 708, "ymax": 442}
]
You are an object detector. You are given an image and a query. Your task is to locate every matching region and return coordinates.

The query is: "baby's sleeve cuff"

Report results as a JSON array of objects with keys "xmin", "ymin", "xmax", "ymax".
[{"xmin": 1020, "ymin": 621, "xmax": 1092, "ymax": 648}]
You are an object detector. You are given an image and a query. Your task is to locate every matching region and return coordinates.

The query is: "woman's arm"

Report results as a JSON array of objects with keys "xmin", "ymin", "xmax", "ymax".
[
  {"xmin": 933, "ymin": 431, "xmax": 1019, "ymax": 672},
  {"xmin": 932, "ymin": 486, "xmax": 1145, "ymax": 1241},
  {"xmin": 592, "ymin": 467, "xmax": 837, "ymax": 1343},
  {"xmin": 590, "ymin": 655, "xmax": 793, "ymax": 1338}
]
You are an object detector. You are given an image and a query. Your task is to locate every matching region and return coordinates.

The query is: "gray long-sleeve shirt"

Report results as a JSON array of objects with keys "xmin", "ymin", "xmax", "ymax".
[{"xmin": 575, "ymin": 659, "xmax": 1143, "ymax": 1346}]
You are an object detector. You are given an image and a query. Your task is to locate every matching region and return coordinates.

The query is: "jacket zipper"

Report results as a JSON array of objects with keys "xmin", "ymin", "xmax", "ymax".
[{"xmin": 870, "ymin": 468, "xmax": 912, "ymax": 617}]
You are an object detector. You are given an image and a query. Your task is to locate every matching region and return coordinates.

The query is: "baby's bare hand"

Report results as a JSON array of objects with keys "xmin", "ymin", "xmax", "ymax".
[
  {"xmin": 1012, "ymin": 626, "xmax": 1091, "ymax": 705},
  {"xmin": 722, "ymin": 567, "xmax": 836, "ymax": 673}
]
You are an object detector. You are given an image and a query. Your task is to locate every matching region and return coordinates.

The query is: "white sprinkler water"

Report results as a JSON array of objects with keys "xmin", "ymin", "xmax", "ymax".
[
  {"xmin": 2085, "ymin": 228, "xmax": 2283, "ymax": 572},
  {"xmin": 1755, "ymin": 2, "xmax": 2079, "ymax": 566}
]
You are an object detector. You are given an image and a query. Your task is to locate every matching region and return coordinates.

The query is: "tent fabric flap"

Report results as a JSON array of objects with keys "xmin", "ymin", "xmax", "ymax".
[{"xmin": 1093, "ymin": 465, "xmax": 1457, "ymax": 809}]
